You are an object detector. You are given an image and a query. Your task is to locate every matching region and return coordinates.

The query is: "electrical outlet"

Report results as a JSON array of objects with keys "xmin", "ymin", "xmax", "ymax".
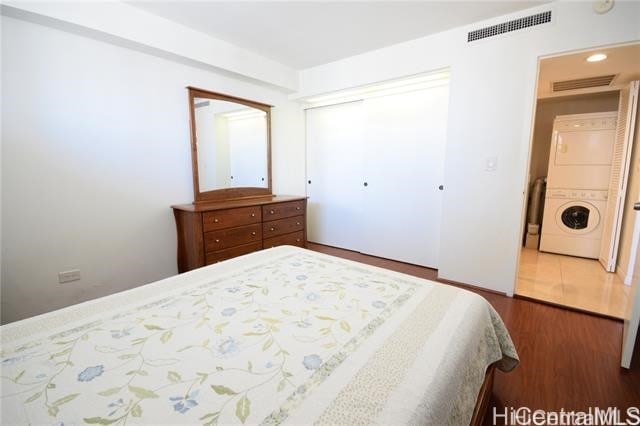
[{"xmin": 58, "ymin": 269, "xmax": 81, "ymax": 284}]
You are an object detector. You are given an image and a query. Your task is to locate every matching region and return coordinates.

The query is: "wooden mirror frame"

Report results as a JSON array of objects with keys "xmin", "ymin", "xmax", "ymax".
[{"xmin": 187, "ymin": 86, "xmax": 273, "ymax": 204}]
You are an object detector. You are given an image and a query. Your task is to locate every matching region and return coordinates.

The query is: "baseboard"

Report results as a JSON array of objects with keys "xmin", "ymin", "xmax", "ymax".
[
  {"xmin": 616, "ymin": 263, "xmax": 633, "ymax": 286},
  {"xmin": 436, "ymin": 277, "xmax": 507, "ymax": 297}
]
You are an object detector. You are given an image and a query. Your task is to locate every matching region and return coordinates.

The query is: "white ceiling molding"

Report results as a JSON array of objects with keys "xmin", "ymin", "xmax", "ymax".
[{"xmin": 0, "ymin": 1, "xmax": 299, "ymax": 93}]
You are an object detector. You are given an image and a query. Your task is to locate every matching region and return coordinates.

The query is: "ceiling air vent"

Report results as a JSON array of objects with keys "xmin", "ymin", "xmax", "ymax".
[
  {"xmin": 552, "ymin": 75, "xmax": 617, "ymax": 92},
  {"xmin": 467, "ymin": 10, "xmax": 551, "ymax": 42}
]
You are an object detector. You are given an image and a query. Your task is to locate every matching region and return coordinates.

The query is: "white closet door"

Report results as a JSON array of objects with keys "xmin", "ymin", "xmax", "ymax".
[
  {"xmin": 600, "ymin": 81, "xmax": 639, "ymax": 272},
  {"xmin": 360, "ymin": 86, "xmax": 449, "ymax": 268},
  {"xmin": 306, "ymin": 101, "xmax": 364, "ymax": 249},
  {"xmin": 228, "ymin": 116, "xmax": 268, "ymax": 187}
]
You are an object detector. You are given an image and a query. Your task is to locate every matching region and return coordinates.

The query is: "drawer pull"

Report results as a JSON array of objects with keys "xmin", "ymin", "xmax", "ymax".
[
  {"xmin": 213, "ymin": 218, "xmax": 219, "ymax": 223},
  {"xmin": 296, "ymin": 239, "xmax": 301, "ymax": 242},
  {"xmin": 269, "ymin": 210, "xmax": 275, "ymax": 214},
  {"xmin": 296, "ymin": 222, "xmax": 300, "ymax": 226},
  {"xmin": 270, "ymin": 227, "xmax": 275, "ymax": 231},
  {"xmin": 296, "ymin": 206, "xmax": 301, "ymax": 210},
  {"xmin": 215, "ymin": 239, "xmax": 220, "ymax": 243},
  {"xmin": 251, "ymin": 232, "xmax": 256, "ymax": 236},
  {"xmin": 251, "ymin": 213, "xmax": 256, "ymax": 217}
]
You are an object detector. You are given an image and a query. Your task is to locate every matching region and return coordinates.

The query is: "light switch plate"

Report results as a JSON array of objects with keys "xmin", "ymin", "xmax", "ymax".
[
  {"xmin": 485, "ymin": 156, "xmax": 498, "ymax": 172},
  {"xmin": 59, "ymin": 269, "xmax": 81, "ymax": 284}
]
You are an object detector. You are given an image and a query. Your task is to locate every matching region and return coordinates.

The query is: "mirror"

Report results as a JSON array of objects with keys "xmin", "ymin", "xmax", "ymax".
[{"xmin": 188, "ymin": 87, "xmax": 272, "ymax": 203}]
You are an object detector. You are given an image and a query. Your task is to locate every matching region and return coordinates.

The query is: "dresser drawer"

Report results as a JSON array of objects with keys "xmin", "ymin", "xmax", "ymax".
[
  {"xmin": 206, "ymin": 242, "xmax": 263, "ymax": 265},
  {"xmin": 204, "ymin": 224, "xmax": 262, "ymax": 252},
  {"xmin": 203, "ymin": 206, "xmax": 261, "ymax": 232},
  {"xmin": 264, "ymin": 231, "xmax": 305, "ymax": 249},
  {"xmin": 263, "ymin": 215, "xmax": 304, "ymax": 238},
  {"xmin": 262, "ymin": 200, "xmax": 305, "ymax": 221}
]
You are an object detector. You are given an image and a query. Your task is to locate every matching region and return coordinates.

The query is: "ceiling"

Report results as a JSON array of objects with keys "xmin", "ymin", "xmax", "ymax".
[
  {"xmin": 538, "ymin": 43, "xmax": 640, "ymax": 97},
  {"xmin": 128, "ymin": 1, "xmax": 546, "ymax": 69}
]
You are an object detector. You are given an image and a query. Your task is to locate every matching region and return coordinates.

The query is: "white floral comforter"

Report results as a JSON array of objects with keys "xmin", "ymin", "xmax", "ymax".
[{"xmin": 0, "ymin": 246, "xmax": 518, "ymax": 425}]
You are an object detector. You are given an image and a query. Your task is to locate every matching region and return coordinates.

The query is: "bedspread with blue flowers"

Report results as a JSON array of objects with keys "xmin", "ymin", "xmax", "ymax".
[{"xmin": 0, "ymin": 246, "xmax": 518, "ymax": 425}]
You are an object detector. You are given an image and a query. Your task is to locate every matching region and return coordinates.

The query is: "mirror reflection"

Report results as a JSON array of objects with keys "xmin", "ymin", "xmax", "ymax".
[{"xmin": 194, "ymin": 98, "xmax": 268, "ymax": 191}]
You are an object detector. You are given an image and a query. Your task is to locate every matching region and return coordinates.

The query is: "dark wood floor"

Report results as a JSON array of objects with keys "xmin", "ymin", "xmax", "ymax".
[{"xmin": 307, "ymin": 243, "xmax": 640, "ymax": 416}]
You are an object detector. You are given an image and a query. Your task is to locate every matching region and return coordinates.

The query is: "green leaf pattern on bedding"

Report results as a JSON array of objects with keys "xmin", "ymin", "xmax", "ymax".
[{"xmin": 1, "ymin": 253, "xmax": 419, "ymax": 425}]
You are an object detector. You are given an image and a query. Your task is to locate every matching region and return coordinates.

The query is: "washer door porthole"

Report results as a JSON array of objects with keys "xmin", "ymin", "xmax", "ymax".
[
  {"xmin": 554, "ymin": 201, "xmax": 600, "ymax": 235},
  {"xmin": 561, "ymin": 206, "xmax": 590, "ymax": 230}
]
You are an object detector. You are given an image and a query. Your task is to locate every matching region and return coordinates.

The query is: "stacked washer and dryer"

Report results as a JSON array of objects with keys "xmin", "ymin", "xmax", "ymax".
[{"xmin": 539, "ymin": 111, "xmax": 618, "ymax": 259}]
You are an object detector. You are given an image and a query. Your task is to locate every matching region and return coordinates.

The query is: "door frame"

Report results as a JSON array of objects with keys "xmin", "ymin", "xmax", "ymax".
[{"xmin": 512, "ymin": 41, "xmax": 639, "ymax": 296}]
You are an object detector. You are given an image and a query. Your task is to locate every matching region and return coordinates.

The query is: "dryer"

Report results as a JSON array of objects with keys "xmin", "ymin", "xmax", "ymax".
[
  {"xmin": 539, "ymin": 188, "xmax": 608, "ymax": 258},
  {"xmin": 546, "ymin": 112, "xmax": 617, "ymax": 190}
]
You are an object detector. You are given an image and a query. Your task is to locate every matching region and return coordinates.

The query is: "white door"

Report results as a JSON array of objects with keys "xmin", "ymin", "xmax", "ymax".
[
  {"xmin": 306, "ymin": 101, "xmax": 364, "ymax": 249},
  {"xmin": 360, "ymin": 86, "xmax": 449, "ymax": 267},
  {"xmin": 622, "ymin": 201, "xmax": 640, "ymax": 368},
  {"xmin": 228, "ymin": 115, "xmax": 268, "ymax": 187},
  {"xmin": 600, "ymin": 81, "xmax": 639, "ymax": 272}
]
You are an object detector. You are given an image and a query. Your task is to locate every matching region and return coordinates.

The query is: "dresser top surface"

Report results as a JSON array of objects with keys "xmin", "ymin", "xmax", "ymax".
[{"xmin": 172, "ymin": 195, "xmax": 307, "ymax": 212}]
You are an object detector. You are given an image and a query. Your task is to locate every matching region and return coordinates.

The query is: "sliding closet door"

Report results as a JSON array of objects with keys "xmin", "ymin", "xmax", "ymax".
[
  {"xmin": 306, "ymin": 101, "xmax": 364, "ymax": 249},
  {"xmin": 360, "ymin": 86, "xmax": 449, "ymax": 267}
]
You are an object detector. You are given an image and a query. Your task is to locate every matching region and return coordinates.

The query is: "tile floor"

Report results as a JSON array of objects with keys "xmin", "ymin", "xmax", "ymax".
[{"xmin": 516, "ymin": 248, "xmax": 631, "ymax": 319}]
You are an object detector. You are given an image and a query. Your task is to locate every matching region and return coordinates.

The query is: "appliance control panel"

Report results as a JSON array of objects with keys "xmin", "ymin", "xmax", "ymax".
[
  {"xmin": 547, "ymin": 189, "xmax": 609, "ymax": 201},
  {"xmin": 554, "ymin": 116, "xmax": 617, "ymax": 131}
]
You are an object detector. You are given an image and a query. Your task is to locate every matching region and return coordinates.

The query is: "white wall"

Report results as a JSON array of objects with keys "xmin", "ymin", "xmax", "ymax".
[
  {"xmin": 3, "ymin": 2, "xmax": 638, "ymax": 324},
  {"xmin": 296, "ymin": 2, "xmax": 640, "ymax": 295},
  {"xmin": 0, "ymin": 16, "xmax": 305, "ymax": 323},
  {"xmin": 1, "ymin": 1, "xmax": 298, "ymax": 91}
]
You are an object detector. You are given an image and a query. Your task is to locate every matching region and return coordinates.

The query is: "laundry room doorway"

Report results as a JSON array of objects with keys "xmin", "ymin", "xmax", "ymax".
[{"xmin": 516, "ymin": 42, "xmax": 640, "ymax": 320}]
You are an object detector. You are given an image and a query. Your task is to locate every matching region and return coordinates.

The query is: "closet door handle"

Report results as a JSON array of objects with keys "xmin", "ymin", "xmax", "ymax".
[
  {"xmin": 634, "ymin": 202, "xmax": 640, "ymax": 211},
  {"xmin": 438, "ymin": 185, "xmax": 444, "ymax": 190},
  {"xmin": 363, "ymin": 182, "xmax": 368, "ymax": 187},
  {"xmin": 308, "ymin": 180, "xmax": 311, "ymax": 184}
]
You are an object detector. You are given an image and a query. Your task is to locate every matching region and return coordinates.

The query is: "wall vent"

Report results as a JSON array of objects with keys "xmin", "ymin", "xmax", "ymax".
[
  {"xmin": 552, "ymin": 75, "xmax": 617, "ymax": 92},
  {"xmin": 467, "ymin": 11, "xmax": 551, "ymax": 42}
]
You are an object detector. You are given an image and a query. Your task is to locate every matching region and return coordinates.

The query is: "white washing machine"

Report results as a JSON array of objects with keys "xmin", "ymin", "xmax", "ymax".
[{"xmin": 539, "ymin": 189, "xmax": 608, "ymax": 259}]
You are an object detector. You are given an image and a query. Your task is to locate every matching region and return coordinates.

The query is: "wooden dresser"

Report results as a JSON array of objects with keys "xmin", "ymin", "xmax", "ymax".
[{"xmin": 172, "ymin": 195, "xmax": 307, "ymax": 273}]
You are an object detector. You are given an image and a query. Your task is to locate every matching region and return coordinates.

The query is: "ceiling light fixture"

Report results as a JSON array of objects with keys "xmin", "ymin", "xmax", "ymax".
[
  {"xmin": 587, "ymin": 53, "xmax": 607, "ymax": 62},
  {"xmin": 592, "ymin": 0, "xmax": 614, "ymax": 14}
]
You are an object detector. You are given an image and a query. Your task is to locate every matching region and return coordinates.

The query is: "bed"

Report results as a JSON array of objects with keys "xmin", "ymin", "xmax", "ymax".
[{"xmin": 0, "ymin": 246, "xmax": 518, "ymax": 425}]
